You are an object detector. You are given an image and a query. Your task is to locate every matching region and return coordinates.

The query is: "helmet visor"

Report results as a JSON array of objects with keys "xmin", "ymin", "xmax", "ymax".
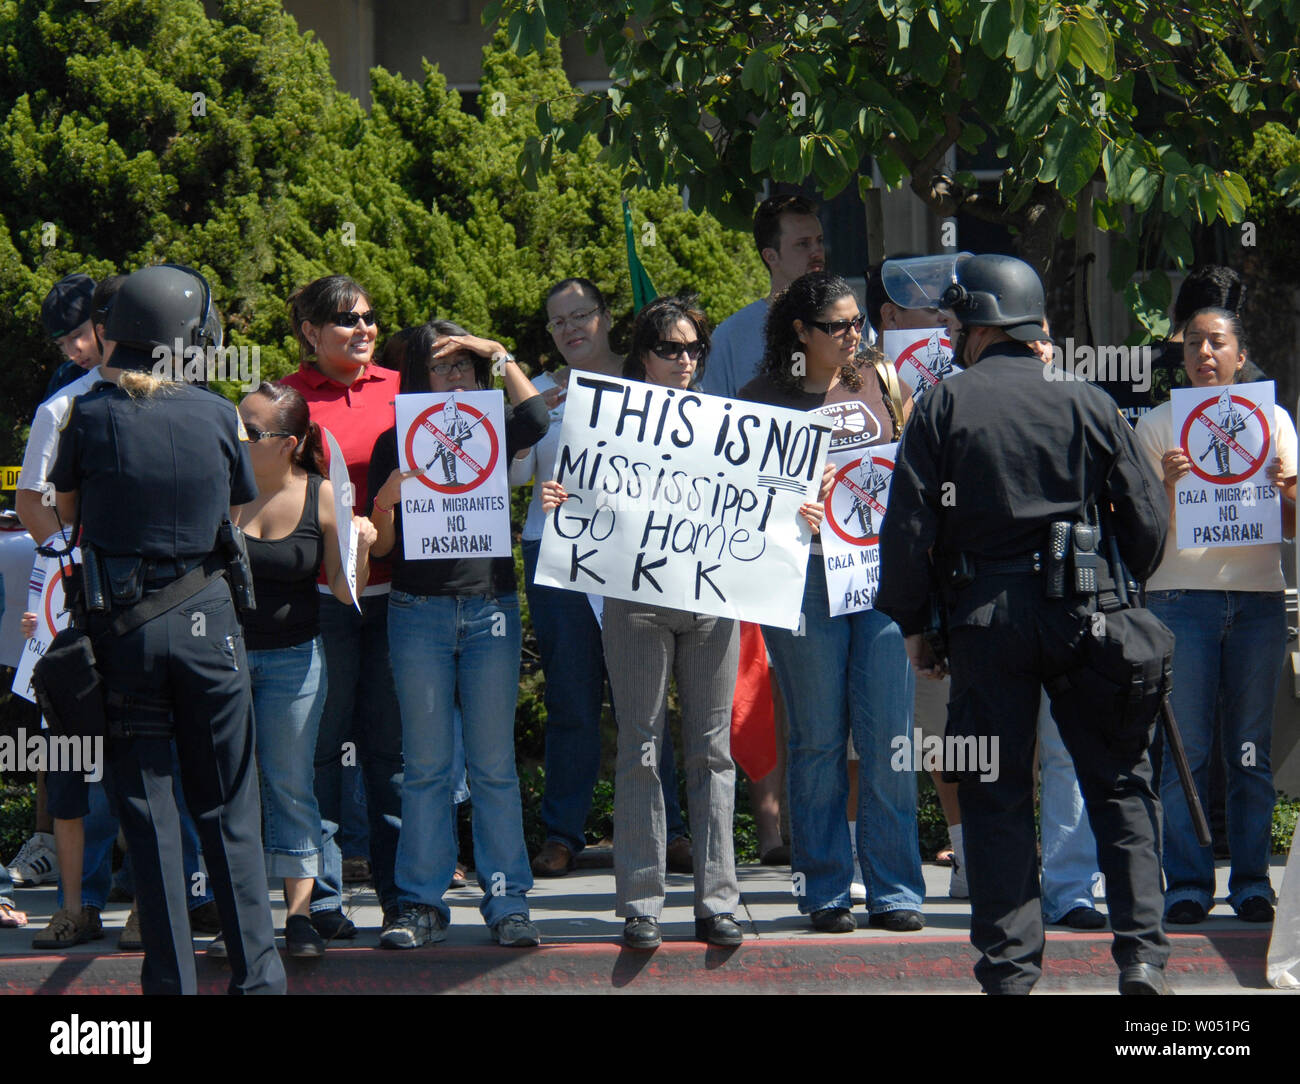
[{"xmin": 881, "ymin": 253, "xmax": 971, "ymax": 311}]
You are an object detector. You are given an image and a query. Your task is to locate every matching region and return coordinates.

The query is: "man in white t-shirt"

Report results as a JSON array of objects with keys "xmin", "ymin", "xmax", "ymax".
[{"xmin": 701, "ymin": 193, "xmax": 825, "ymax": 401}]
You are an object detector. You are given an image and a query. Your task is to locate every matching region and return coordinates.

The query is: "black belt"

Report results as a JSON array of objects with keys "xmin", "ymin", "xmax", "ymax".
[
  {"xmin": 973, "ymin": 552, "xmax": 1043, "ymax": 576},
  {"xmin": 141, "ymin": 555, "xmax": 213, "ymax": 586}
]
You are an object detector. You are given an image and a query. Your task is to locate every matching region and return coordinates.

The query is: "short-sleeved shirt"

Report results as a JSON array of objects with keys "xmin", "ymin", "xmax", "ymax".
[
  {"xmin": 17, "ymin": 366, "xmax": 111, "ymax": 497},
  {"xmin": 280, "ymin": 362, "xmax": 399, "ymax": 590},
  {"xmin": 1134, "ymin": 398, "xmax": 1297, "ymax": 592},
  {"xmin": 50, "ymin": 383, "xmax": 257, "ymax": 558},
  {"xmin": 701, "ymin": 299, "xmax": 768, "ymax": 400}
]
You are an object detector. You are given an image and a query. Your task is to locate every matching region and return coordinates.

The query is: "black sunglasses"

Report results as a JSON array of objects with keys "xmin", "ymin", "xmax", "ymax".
[
  {"xmin": 329, "ymin": 310, "xmax": 377, "ymax": 328},
  {"xmin": 246, "ymin": 423, "xmax": 295, "ymax": 443},
  {"xmin": 808, "ymin": 313, "xmax": 866, "ymax": 338},
  {"xmin": 652, "ymin": 339, "xmax": 707, "ymax": 361}
]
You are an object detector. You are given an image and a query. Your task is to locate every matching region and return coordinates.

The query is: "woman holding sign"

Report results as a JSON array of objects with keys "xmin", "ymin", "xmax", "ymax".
[
  {"xmin": 740, "ymin": 270, "xmax": 926, "ymax": 934},
  {"xmin": 1134, "ymin": 307, "xmax": 1297, "ymax": 925},
  {"xmin": 368, "ymin": 320, "xmax": 548, "ymax": 949},
  {"xmin": 233, "ymin": 382, "xmax": 377, "ymax": 956}
]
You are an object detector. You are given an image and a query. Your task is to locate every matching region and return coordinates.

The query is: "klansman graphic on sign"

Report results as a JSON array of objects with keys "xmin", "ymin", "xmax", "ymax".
[
  {"xmin": 820, "ymin": 443, "xmax": 898, "ymax": 616},
  {"xmin": 395, "ymin": 390, "xmax": 511, "ymax": 560},
  {"xmin": 1170, "ymin": 380, "xmax": 1281, "ymax": 549},
  {"xmin": 883, "ymin": 328, "xmax": 958, "ymax": 402}
]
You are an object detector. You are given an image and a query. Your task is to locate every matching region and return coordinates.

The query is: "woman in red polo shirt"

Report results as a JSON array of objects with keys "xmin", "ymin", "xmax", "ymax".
[{"xmin": 280, "ymin": 275, "xmax": 403, "ymax": 940}]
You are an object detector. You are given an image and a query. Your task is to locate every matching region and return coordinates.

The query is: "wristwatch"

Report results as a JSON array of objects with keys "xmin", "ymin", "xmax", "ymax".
[{"xmin": 491, "ymin": 350, "xmax": 515, "ymax": 368}]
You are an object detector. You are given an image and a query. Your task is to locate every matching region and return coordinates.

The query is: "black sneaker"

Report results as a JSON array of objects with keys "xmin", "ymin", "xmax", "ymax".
[
  {"xmin": 868, "ymin": 909, "xmax": 925, "ymax": 932},
  {"xmin": 1165, "ymin": 900, "xmax": 1208, "ymax": 925},
  {"xmin": 310, "ymin": 909, "xmax": 358, "ymax": 941},
  {"xmin": 623, "ymin": 916, "xmax": 662, "ymax": 949},
  {"xmin": 1054, "ymin": 906, "xmax": 1106, "ymax": 930},
  {"xmin": 1237, "ymin": 896, "xmax": 1275, "ymax": 923},
  {"xmin": 285, "ymin": 914, "xmax": 326, "ymax": 957},
  {"xmin": 810, "ymin": 907, "xmax": 856, "ymax": 933}
]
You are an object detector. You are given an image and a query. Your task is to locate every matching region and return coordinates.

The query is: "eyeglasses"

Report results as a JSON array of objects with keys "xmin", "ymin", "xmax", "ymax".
[
  {"xmin": 652, "ymin": 339, "xmax": 707, "ymax": 362},
  {"xmin": 245, "ymin": 424, "xmax": 294, "ymax": 443},
  {"xmin": 428, "ymin": 358, "xmax": 474, "ymax": 376},
  {"xmin": 546, "ymin": 306, "xmax": 601, "ymax": 333},
  {"xmin": 329, "ymin": 310, "xmax": 377, "ymax": 328},
  {"xmin": 808, "ymin": 313, "xmax": 866, "ymax": 338}
]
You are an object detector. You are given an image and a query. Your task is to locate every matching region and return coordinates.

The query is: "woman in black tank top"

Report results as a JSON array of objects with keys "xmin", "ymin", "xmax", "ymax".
[{"xmin": 233, "ymin": 382, "xmax": 378, "ymax": 957}]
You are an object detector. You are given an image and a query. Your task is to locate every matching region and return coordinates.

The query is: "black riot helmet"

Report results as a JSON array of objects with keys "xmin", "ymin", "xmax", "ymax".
[
  {"xmin": 103, "ymin": 264, "xmax": 222, "ymax": 372},
  {"xmin": 939, "ymin": 253, "xmax": 1048, "ymax": 343}
]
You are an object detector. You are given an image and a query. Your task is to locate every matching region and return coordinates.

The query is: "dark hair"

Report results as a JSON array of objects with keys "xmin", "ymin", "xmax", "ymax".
[
  {"xmin": 380, "ymin": 326, "xmax": 417, "ymax": 371},
  {"xmin": 753, "ymin": 193, "xmax": 819, "ymax": 267},
  {"xmin": 863, "ymin": 252, "xmax": 922, "ymax": 335},
  {"xmin": 91, "ymin": 274, "xmax": 126, "ymax": 327},
  {"xmin": 287, "ymin": 275, "xmax": 373, "ymax": 364},
  {"xmin": 623, "ymin": 294, "xmax": 711, "ymax": 384},
  {"xmin": 251, "ymin": 381, "xmax": 326, "ymax": 475},
  {"xmin": 762, "ymin": 271, "xmax": 857, "ymax": 394},
  {"xmin": 399, "ymin": 319, "xmax": 483, "ymax": 394},
  {"xmin": 1182, "ymin": 306, "xmax": 1248, "ymax": 359},
  {"xmin": 1173, "ymin": 266, "xmax": 1245, "ymax": 328},
  {"xmin": 545, "ymin": 277, "xmax": 607, "ymax": 313}
]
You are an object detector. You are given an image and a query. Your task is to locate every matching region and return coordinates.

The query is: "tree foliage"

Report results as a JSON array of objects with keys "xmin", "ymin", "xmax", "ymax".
[{"xmin": 488, "ymin": 0, "xmax": 1300, "ymax": 337}]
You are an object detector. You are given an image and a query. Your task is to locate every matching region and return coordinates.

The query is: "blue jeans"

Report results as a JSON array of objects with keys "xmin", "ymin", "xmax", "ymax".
[
  {"xmin": 763, "ymin": 559, "xmax": 924, "ymax": 914},
  {"xmin": 339, "ymin": 763, "xmax": 369, "ymax": 860},
  {"xmin": 1148, "ymin": 589, "xmax": 1285, "ymax": 913},
  {"xmin": 311, "ymin": 593, "xmax": 403, "ymax": 915},
  {"xmin": 1038, "ymin": 692, "xmax": 1100, "ymax": 922},
  {"xmin": 522, "ymin": 539, "xmax": 684, "ymax": 852},
  {"xmin": 250, "ymin": 638, "xmax": 327, "ymax": 880},
  {"xmin": 388, "ymin": 591, "xmax": 532, "ymax": 926}
]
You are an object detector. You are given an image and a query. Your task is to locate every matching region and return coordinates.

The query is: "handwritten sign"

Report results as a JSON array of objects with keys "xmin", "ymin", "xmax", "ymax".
[
  {"xmin": 394, "ymin": 390, "xmax": 510, "ymax": 560},
  {"xmin": 884, "ymin": 327, "xmax": 958, "ymax": 402},
  {"xmin": 323, "ymin": 428, "xmax": 360, "ymax": 610},
  {"xmin": 821, "ymin": 443, "xmax": 897, "ymax": 616},
  {"xmin": 534, "ymin": 374, "xmax": 831, "ymax": 629},
  {"xmin": 1170, "ymin": 380, "xmax": 1280, "ymax": 548},
  {"xmin": 13, "ymin": 547, "xmax": 78, "ymax": 705}
]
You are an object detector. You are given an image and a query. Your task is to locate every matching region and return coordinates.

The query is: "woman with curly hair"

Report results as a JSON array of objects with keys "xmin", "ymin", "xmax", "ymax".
[{"xmin": 740, "ymin": 270, "xmax": 926, "ymax": 934}]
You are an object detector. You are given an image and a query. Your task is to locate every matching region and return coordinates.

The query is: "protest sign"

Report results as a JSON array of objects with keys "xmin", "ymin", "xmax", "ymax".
[
  {"xmin": 534, "ymin": 374, "xmax": 831, "ymax": 629},
  {"xmin": 323, "ymin": 427, "xmax": 360, "ymax": 609},
  {"xmin": 1170, "ymin": 380, "xmax": 1280, "ymax": 548},
  {"xmin": 13, "ymin": 547, "xmax": 78, "ymax": 705},
  {"xmin": 883, "ymin": 327, "xmax": 958, "ymax": 401},
  {"xmin": 820, "ymin": 442, "xmax": 898, "ymax": 616},
  {"xmin": 394, "ymin": 390, "xmax": 510, "ymax": 560}
]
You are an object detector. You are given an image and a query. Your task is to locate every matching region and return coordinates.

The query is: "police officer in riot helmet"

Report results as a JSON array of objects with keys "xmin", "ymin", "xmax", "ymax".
[
  {"xmin": 876, "ymin": 253, "xmax": 1171, "ymax": 995},
  {"xmin": 49, "ymin": 264, "xmax": 285, "ymax": 995}
]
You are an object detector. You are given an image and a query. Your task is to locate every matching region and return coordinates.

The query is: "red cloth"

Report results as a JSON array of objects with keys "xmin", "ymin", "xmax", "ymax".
[
  {"xmin": 730, "ymin": 621, "xmax": 777, "ymax": 782},
  {"xmin": 279, "ymin": 362, "xmax": 400, "ymax": 586}
]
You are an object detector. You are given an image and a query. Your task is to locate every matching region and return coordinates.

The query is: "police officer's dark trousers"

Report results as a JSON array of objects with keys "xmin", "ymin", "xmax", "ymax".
[
  {"xmin": 946, "ymin": 573, "xmax": 1169, "ymax": 994},
  {"xmin": 96, "ymin": 575, "xmax": 285, "ymax": 995}
]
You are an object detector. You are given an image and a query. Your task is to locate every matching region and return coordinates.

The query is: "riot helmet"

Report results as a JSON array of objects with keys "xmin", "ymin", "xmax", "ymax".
[
  {"xmin": 103, "ymin": 264, "xmax": 222, "ymax": 372},
  {"xmin": 939, "ymin": 254, "xmax": 1048, "ymax": 343}
]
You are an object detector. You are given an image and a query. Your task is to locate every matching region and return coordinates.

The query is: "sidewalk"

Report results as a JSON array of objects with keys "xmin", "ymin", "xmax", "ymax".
[{"xmin": 0, "ymin": 860, "xmax": 1286, "ymax": 994}]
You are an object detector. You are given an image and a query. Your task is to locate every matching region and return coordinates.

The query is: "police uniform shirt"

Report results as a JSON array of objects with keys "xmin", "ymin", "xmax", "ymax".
[
  {"xmin": 875, "ymin": 342, "xmax": 1168, "ymax": 635},
  {"xmin": 49, "ymin": 382, "xmax": 257, "ymax": 557}
]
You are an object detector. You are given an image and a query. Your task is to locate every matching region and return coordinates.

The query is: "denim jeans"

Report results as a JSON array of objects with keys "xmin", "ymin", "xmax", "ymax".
[
  {"xmin": 522, "ymin": 539, "xmax": 684, "ymax": 852},
  {"xmin": 388, "ymin": 591, "xmax": 532, "ymax": 926},
  {"xmin": 311, "ymin": 593, "xmax": 403, "ymax": 915},
  {"xmin": 1148, "ymin": 589, "xmax": 1285, "ymax": 913},
  {"xmin": 250, "ymin": 638, "xmax": 327, "ymax": 880},
  {"xmin": 339, "ymin": 763, "xmax": 369, "ymax": 860},
  {"xmin": 763, "ymin": 559, "xmax": 924, "ymax": 914},
  {"xmin": 1038, "ymin": 692, "xmax": 1101, "ymax": 922}
]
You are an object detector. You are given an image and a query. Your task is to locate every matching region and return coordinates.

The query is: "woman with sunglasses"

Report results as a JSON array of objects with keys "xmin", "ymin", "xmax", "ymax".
[
  {"xmin": 740, "ymin": 270, "xmax": 926, "ymax": 934},
  {"xmin": 542, "ymin": 294, "xmax": 813, "ymax": 948},
  {"xmin": 281, "ymin": 276, "xmax": 404, "ymax": 941},
  {"xmin": 368, "ymin": 321, "xmax": 548, "ymax": 948},
  {"xmin": 232, "ymin": 382, "xmax": 378, "ymax": 956},
  {"xmin": 510, "ymin": 278, "xmax": 691, "ymax": 878}
]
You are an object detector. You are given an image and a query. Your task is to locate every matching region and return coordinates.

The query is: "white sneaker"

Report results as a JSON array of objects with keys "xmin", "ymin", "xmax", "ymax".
[{"xmin": 7, "ymin": 832, "xmax": 58, "ymax": 887}]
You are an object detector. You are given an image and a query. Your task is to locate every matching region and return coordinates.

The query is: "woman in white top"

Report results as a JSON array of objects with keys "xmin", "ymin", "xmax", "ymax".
[{"xmin": 1134, "ymin": 306, "xmax": 1297, "ymax": 925}]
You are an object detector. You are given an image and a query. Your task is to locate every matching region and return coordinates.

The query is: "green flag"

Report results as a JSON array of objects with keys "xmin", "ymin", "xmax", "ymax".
[{"xmin": 623, "ymin": 198, "xmax": 658, "ymax": 313}]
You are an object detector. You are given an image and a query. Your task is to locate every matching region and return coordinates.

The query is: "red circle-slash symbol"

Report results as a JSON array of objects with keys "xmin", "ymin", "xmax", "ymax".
[
  {"xmin": 404, "ymin": 401, "xmax": 500, "ymax": 495},
  {"xmin": 827, "ymin": 455, "xmax": 895, "ymax": 546},
  {"xmin": 1179, "ymin": 393, "xmax": 1269, "ymax": 486}
]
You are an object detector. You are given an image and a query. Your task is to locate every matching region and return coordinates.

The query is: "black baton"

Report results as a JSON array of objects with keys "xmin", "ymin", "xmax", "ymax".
[{"xmin": 1160, "ymin": 695, "xmax": 1213, "ymax": 848}]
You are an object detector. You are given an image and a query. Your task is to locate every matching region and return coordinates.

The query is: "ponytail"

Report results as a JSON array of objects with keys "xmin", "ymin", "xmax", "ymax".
[{"xmin": 298, "ymin": 419, "xmax": 327, "ymax": 476}]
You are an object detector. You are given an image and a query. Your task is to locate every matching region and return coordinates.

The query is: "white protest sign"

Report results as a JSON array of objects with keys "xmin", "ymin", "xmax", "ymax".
[
  {"xmin": 534, "ymin": 374, "xmax": 831, "ymax": 629},
  {"xmin": 1170, "ymin": 380, "xmax": 1280, "ymax": 549},
  {"xmin": 820, "ymin": 443, "xmax": 898, "ymax": 616},
  {"xmin": 12, "ymin": 549, "xmax": 78, "ymax": 705},
  {"xmin": 323, "ymin": 427, "xmax": 361, "ymax": 610},
  {"xmin": 394, "ymin": 389, "xmax": 510, "ymax": 560},
  {"xmin": 884, "ymin": 327, "xmax": 958, "ymax": 402}
]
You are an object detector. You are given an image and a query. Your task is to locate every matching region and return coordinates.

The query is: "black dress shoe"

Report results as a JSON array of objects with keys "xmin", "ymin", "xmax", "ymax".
[
  {"xmin": 285, "ymin": 914, "xmax": 326, "ymax": 958},
  {"xmin": 867, "ymin": 909, "xmax": 925, "ymax": 932},
  {"xmin": 695, "ymin": 913, "xmax": 744, "ymax": 946},
  {"xmin": 1119, "ymin": 962, "xmax": 1167, "ymax": 995},
  {"xmin": 810, "ymin": 907, "xmax": 856, "ymax": 933},
  {"xmin": 310, "ymin": 910, "xmax": 358, "ymax": 941},
  {"xmin": 1055, "ymin": 906, "xmax": 1107, "ymax": 930},
  {"xmin": 623, "ymin": 916, "xmax": 662, "ymax": 949}
]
